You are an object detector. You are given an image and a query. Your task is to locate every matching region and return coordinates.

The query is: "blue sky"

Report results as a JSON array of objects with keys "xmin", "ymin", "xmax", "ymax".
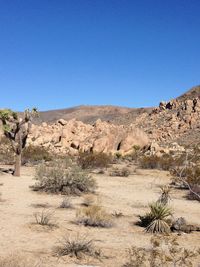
[{"xmin": 0, "ymin": 0, "xmax": 200, "ymax": 111}]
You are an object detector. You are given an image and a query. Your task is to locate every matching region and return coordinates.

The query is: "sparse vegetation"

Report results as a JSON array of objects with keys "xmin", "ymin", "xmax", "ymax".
[
  {"xmin": 22, "ymin": 145, "xmax": 52, "ymax": 165},
  {"xmin": 170, "ymin": 148, "xmax": 200, "ymax": 201},
  {"xmin": 34, "ymin": 209, "xmax": 56, "ymax": 227},
  {"xmin": 109, "ymin": 166, "xmax": 130, "ymax": 177},
  {"xmin": 76, "ymin": 204, "xmax": 113, "ymax": 228},
  {"xmin": 139, "ymin": 154, "xmax": 175, "ymax": 171},
  {"xmin": 59, "ymin": 197, "xmax": 73, "ymax": 209},
  {"xmin": 32, "ymin": 160, "xmax": 97, "ymax": 195},
  {"xmin": 77, "ymin": 151, "xmax": 112, "ymax": 169},
  {"xmin": 54, "ymin": 234, "xmax": 101, "ymax": 259},
  {"xmin": 157, "ymin": 185, "xmax": 171, "ymax": 205},
  {"xmin": 82, "ymin": 194, "xmax": 96, "ymax": 207},
  {"xmin": 139, "ymin": 202, "xmax": 172, "ymax": 233},
  {"xmin": 123, "ymin": 236, "xmax": 200, "ymax": 267},
  {"xmin": 0, "ymin": 136, "xmax": 14, "ymax": 165}
]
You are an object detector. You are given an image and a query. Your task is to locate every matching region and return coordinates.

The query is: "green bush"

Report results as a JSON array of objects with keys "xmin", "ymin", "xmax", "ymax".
[{"xmin": 77, "ymin": 151, "xmax": 112, "ymax": 169}]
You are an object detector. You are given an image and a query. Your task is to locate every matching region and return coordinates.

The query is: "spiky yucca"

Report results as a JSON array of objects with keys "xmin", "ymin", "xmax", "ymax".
[
  {"xmin": 157, "ymin": 185, "xmax": 171, "ymax": 205},
  {"xmin": 146, "ymin": 202, "xmax": 172, "ymax": 233}
]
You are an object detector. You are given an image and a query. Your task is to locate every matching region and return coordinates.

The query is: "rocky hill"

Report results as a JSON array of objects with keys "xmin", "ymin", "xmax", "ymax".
[
  {"xmin": 134, "ymin": 85, "xmax": 200, "ymax": 146},
  {"xmin": 1, "ymin": 85, "xmax": 200, "ymax": 155}
]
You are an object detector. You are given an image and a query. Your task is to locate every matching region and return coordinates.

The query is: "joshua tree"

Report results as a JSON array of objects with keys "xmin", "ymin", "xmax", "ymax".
[{"xmin": 0, "ymin": 108, "xmax": 38, "ymax": 176}]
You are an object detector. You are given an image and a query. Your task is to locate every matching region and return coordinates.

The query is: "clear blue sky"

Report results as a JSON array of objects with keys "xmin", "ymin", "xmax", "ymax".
[{"xmin": 0, "ymin": 0, "xmax": 200, "ymax": 111}]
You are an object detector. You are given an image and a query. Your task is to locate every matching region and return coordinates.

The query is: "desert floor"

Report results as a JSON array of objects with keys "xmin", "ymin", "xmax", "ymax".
[{"xmin": 0, "ymin": 165, "xmax": 199, "ymax": 267}]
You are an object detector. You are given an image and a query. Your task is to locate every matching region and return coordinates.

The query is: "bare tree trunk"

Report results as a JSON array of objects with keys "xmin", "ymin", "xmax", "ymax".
[{"xmin": 14, "ymin": 153, "xmax": 21, "ymax": 177}]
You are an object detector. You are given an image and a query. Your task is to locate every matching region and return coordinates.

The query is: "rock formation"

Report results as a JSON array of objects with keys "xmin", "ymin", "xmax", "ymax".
[{"xmin": 27, "ymin": 118, "xmax": 149, "ymax": 155}]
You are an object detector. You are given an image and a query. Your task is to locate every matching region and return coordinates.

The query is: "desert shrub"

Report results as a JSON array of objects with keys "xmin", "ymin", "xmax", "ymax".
[
  {"xmin": 22, "ymin": 145, "xmax": 52, "ymax": 165},
  {"xmin": 34, "ymin": 209, "xmax": 56, "ymax": 226},
  {"xmin": 187, "ymin": 184, "xmax": 200, "ymax": 201},
  {"xmin": 171, "ymin": 163, "xmax": 200, "ymax": 201},
  {"xmin": 123, "ymin": 236, "xmax": 200, "ymax": 267},
  {"xmin": 76, "ymin": 205, "xmax": 113, "ymax": 228},
  {"xmin": 139, "ymin": 154, "xmax": 175, "ymax": 171},
  {"xmin": 0, "ymin": 136, "xmax": 14, "ymax": 164},
  {"xmin": 32, "ymin": 160, "xmax": 97, "ymax": 195},
  {"xmin": 171, "ymin": 165, "xmax": 200, "ymax": 186},
  {"xmin": 109, "ymin": 167, "xmax": 130, "ymax": 177},
  {"xmin": 54, "ymin": 234, "xmax": 101, "ymax": 259},
  {"xmin": 59, "ymin": 197, "xmax": 73, "ymax": 209},
  {"xmin": 77, "ymin": 151, "xmax": 112, "ymax": 169},
  {"xmin": 139, "ymin": 202, "xmax": 172, "ymax": 233},
  {"xmin": 123, "ymin": 145, "xmax": 142, "ymax": 162}
]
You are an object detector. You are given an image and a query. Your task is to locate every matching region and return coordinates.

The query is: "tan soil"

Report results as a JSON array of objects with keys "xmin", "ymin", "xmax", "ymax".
[{"xmin": 0, "ymin": 166, "xmax": 199, "ymax": 267}]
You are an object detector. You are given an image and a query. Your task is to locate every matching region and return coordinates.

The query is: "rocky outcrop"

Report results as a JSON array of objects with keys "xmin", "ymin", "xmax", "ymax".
[
  {"xmin": 135, "ymin": 96, "xmax": 200, "ymax": 146},
  {"xmin": 171, "ymin": 217, "xmax": 200, "ymax": 233},
  {"xmin": 27, "ymin": 118, "xmax": 149, "ymax": 155}
]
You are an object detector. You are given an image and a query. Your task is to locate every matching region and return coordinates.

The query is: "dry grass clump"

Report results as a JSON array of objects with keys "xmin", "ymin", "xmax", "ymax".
[
  {"xmin": 76, "ymin": 204, "xmax": 113, "ymax": 228},
  {"xmin": 32, "ymin": 160, "xmax": 97, "ymax": 195},
  {"xmin": 139, "ymin": 202, "xmax": 172, "ymax": 233},
  {"xmin": 54, "ymin": 234, "xmax": 101, "ymax": 259},
  {"xmin": 77, "ymin": 151, "xmax": 112, "ymax": 169},
  {"xmin": 123, "ymin": 236, "xmax": 200, "ymax": 267},
  {"xmin": 82, "ymin": 194, "xmax": 96, "ymax": 207},
  {"xmin": 34, "ymin": 209, "xmax": 56, "ymax": 227},
  {"xmin": 22, "ymin": 145, "xmax": 52, "ymax": 165},
  {"xmin": 109, "ymin": 167, "xmax": 130, "ymax": 177},
  {"xmin": 59, "ymin": 197, "xmax": 73, "ymax": 209}
]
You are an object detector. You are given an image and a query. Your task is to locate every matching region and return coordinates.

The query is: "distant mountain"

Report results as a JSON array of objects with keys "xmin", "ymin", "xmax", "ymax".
[{"xmin": 35, "ymin": 105, "xmax": 152, "ymax": 125}]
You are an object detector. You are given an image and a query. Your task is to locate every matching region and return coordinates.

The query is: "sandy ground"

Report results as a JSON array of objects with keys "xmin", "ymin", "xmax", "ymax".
[{"xmin": 0, "ymin": 165, "xmax": 199, "ymax": 267}]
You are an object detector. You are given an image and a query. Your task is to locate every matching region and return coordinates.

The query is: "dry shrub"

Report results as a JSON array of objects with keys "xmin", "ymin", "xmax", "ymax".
[
  {"xmin": 32, "ymin": 160, "xmax": 97, "ymax": 195},
  {"xmin": 0, "ymin": 136, "xmax": 14, "ymax": 164},
  {"xmin": 77, "ymin": 151, "xmax": 112, "ymax": 169},
  {"xmin": 187, "ymin": 184, "xmax": 200, "ymax": 201},
  {"xmin": 123, "ymin": 236, "xmax": 200, "ymax": 267},
  {"xmin": 122, "ymin": 145, "xmax": 142, "ymax": 162},
  {"xmin": 59, "ymin": 197, "xmax": 73, "ymax": 209},
  {"xmin": 54, "ymin": 233, "xmax": 101, "ymax": 259},
  {"xmin": 139, "ymin": 154, "xmax": 175, "ymax": 171},
  {"xmin": 82, "ymin": 194, "xmax": 96, "ymax": 207},
  {"xmin": 109, "ymin": 167, "xmax": 130, "ymax": 177},
  {"xmin": 22, "ymin": 145, "xmax": 52, "ymax": 165},
  {"xmin": 76, "ymin": 205, "xmax": 113, "ymax": 228}
]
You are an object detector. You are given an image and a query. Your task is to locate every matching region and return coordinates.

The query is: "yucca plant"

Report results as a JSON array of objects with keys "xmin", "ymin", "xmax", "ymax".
[
  {"xmin": 157, "ymin": 185, "xmax": 171, "ymax": 205},
  {"xmin": 145, "ymin": 202, "xmax": 172, "ymax": 233}
]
